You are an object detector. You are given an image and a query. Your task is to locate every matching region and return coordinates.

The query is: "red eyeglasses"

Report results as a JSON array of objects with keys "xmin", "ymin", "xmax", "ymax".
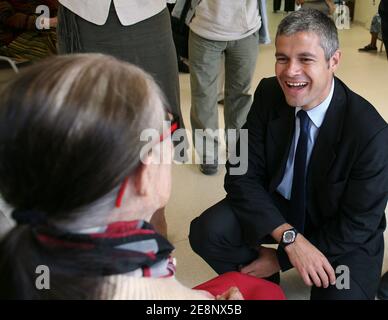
[{"xmin": 159, "ymin": 114, "xmax": 180, "ymax": 143}]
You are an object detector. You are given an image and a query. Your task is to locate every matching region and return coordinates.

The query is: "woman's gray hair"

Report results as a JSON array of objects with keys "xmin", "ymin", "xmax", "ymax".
[
  {"xmin": 276, "ymin": 9, "xmax": 339, "ymax": 60},
  {"xmin": 0, "ymin": 53, "xmax": 169, "ymax": 299},
  {"xmin": 0, "ymin": 53, "xmax": 166, "ymax": 230}
]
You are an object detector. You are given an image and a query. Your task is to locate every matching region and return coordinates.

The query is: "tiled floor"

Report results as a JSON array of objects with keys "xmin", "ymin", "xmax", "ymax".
[{"xmin": 168, "ymin": 4, "xmax": 388, "ymax": 299}]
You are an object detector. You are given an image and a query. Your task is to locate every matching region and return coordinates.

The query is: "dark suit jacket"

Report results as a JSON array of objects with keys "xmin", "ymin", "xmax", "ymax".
[{"xmin": 225, "ymin": 77, "xmax": 388, "ymax": 296}]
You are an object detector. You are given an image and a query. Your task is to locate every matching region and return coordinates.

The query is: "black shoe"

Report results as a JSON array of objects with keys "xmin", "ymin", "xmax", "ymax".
[
  {"xmin": 199, "ymin": 163, "xmax": 218, "ymax": 175},
  {"xmin": 377, "ymin": 272, "xmax": 388, "ymax": 300},
  {"xmin": 178, "ymin": 59, "xmax": 189, "ymax": 73},
  {"xmin": 358, "ymin": 44, "xmax": 377, "ymax": 52}
]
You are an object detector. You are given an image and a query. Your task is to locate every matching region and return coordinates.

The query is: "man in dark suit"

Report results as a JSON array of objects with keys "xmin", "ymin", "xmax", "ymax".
[{"xmin": 189, "ymin": 9, "xmax": 388, "ymax": 300}]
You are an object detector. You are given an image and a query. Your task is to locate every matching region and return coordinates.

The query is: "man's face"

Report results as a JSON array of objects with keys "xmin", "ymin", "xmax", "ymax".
[{"xmin": 275, "ymin": 32, "xmax": 341, "ymax": 110}]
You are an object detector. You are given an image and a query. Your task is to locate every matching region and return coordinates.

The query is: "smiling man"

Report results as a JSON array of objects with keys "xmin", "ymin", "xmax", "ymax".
[{"xmin": 189, "ymin": 9, "xmax": 388, "ymax": 300}]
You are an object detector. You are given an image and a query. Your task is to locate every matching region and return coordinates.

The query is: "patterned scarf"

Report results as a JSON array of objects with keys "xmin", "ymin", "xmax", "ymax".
[{"xmin": 29, "ymin": 219, "xmax": 176, "ymax": 278}]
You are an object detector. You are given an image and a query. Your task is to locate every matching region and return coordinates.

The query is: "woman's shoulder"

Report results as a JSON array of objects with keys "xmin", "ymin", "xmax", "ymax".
[{"xmin": 100, "ymin": 275, "xmax": 214, "ymax": 300}]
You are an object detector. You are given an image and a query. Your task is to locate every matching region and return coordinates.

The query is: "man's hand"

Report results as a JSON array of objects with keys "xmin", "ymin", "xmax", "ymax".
[
  {"xmin": 285, "ymin": 233, "xmax": 336, "ymax": 288},
  {"xmin": 216, "ymin": 287, "xmax": 244, "ymax": 300},
  {"xmin": 240, "ymin": 246, "xmax": 280, "ymax": 278}
]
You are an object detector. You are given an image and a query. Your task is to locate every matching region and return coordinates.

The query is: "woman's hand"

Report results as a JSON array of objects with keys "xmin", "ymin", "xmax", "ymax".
[{"xmin": 216, "ymin": 287, "xmax": 244, "ymax": 300}]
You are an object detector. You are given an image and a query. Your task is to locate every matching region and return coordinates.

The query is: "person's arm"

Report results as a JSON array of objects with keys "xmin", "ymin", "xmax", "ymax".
[
  {"xmin": 241, "ymin": 222, "xmax": 337, "ymax": 288},
  {"xmin": 42, "ymin": 0, "xmax": 59, "ymax": 27},
  {"xmin": 224, "ymin": 78, "xmax": 287, "ymax": 245},
  {"xmin": 272, "ymin": 224, "xmax": 336, "ymax": 288},
  {"xmin": 325, "ymin": 0, "xmax": 336, "ymax": 15}
]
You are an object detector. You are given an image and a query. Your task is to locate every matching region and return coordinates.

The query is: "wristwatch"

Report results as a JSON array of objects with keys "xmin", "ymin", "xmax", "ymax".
[{"xmin": 280, "ymin": 228, "xmax": 298, "ymax": 248}]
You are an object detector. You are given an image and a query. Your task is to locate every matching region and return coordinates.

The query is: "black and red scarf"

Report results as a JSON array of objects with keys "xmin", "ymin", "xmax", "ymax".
[{"xmin": 12, "ymin": 210, "xmax": 176, "ymax": 278}]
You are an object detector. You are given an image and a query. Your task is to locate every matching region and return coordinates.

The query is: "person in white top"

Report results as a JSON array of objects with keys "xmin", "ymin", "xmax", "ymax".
[
  {"xmin": 58, "ymin": 0, "xmax": 166, "ymax": 26},
  {"xmin": 57, "ymin": 0, "xmax": 184, "ymax": 238}
]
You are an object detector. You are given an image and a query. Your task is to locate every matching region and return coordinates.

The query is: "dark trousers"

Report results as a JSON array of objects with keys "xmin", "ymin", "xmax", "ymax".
[
  {"xmin": 273, "ymin": 0, "xmax": 295, "ymax": 12},
  {"xmin": 189, "ymin": 198, "xmax": 377, "ymax": 300}
]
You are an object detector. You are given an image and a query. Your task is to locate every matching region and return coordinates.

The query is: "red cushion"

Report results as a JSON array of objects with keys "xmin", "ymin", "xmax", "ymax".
[{"xmin": 194, "ymin": 271, "xmax": 286, "ymax": 300}]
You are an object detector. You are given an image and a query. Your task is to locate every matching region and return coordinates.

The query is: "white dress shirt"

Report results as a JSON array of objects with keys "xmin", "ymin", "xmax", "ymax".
[{"xmin": 59, "ymin": 0, "xmax": 167, "ymax": 26}]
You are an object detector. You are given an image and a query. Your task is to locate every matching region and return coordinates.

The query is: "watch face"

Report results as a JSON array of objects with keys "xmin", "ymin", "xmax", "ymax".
[{"xmin": 283, "ymin": 230, "xmax": 296, "ymax": 243}]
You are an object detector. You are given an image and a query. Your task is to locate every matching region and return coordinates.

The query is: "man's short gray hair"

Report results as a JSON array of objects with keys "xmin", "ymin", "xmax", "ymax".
[{"xmin": 276, "ymin": 9, "xmax": 339, "ymax": 60}]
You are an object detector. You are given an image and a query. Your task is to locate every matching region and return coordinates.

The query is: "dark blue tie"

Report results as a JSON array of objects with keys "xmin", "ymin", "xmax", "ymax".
[{"xmin": 290, "ymin": 110, "xmax": 310, "ymax": 232}]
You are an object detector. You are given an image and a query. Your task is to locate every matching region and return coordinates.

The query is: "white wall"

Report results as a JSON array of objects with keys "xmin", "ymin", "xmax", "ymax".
[{"xmin": 354, "ymin": 0, "xmax": 380, "ymax": 28}]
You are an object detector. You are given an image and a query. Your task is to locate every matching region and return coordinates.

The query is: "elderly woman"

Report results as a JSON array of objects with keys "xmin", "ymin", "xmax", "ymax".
[
  {"xmin": 56, "ymin": 0, "xmax": 188, "ymax": 237},
  {"xmin": 0, "ymin": 54, "xmax": 285, "ymax": 300}
]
